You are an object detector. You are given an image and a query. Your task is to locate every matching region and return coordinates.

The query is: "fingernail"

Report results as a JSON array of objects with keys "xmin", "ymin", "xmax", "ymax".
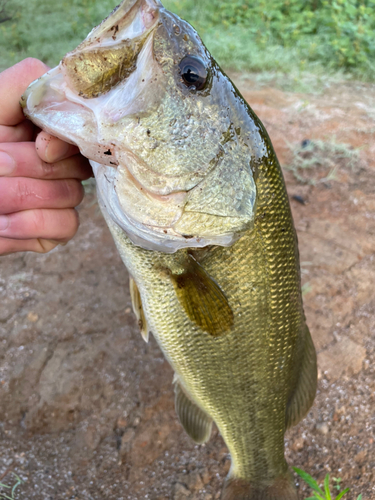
[
  {"xmin": 45, "ymin": 138, "xmax": 70, "ymax": 163},
  {"xmin": 0, "ymin": 215, "xmax": 9, "ymax": 231},
  {"xmin": 0, "ymin": 152, "xmax": 15, "ymax": 175}
]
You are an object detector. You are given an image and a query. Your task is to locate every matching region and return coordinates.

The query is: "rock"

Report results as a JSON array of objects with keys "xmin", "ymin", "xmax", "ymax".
[
  {"xmin": 315, "ymin": 422, "xmax": 329, "ymax": 435},
  {"xmin": 202, "ymin": 469, "xmax": 211, "ymax": 485},
  {"xmin": 354, "ymin": 450, "xmax": 367, "ymax": 464},
  {"xmin": 27, "ymin": 311, "xmax": 39, "ymax": 323},
  {"xmin": 291, "ymin": 436, "xmax": 305, "ymax": 451},
  {"xmin": 318, "ymin": 337, "xmax": 366, "ymax": 381},
  {"xmin": 174, "ymin": 482, "xmax": 191, "ymax": 499},
  {"xmin": 120, "ymin": 428, "xmax": 136, "ymax": 456},
  {"xmin": 185, "ymin": 471, "xmax": 204, "ymax": 492},
  {"xmin": 116, "ymin": 416, "xmax": 128, "ymax": 429}
]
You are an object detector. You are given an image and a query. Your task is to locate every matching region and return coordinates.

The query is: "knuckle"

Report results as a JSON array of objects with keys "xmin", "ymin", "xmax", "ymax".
[
  {"xmin": 36, "ymin": 238, "xmax": 58, "ymax": 253},
  {"xmin": 40, "ymin": 161, "xmax": 55, "ymax": 178}
]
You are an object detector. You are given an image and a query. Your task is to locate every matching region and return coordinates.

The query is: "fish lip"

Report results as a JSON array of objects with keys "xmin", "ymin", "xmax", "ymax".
[
  {"xmin": 22, "ymin": 0, "xmax": 162, "ymax": 106},
  {"xmin": 61, "ymin": 0, "xmax": 161, "ymax": 100},
  {"xmin": 21, "ymin": 0, "xmax": 162, "ymax": 165},
  {"xmin": 78, "ymin": 0, "xmax": 162, "ymax": 50}
]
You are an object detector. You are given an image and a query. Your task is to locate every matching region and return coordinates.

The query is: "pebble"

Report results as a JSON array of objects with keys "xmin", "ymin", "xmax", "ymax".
[
  {"xmin": 174, "ymin": 482, "xmax": 190, "ymax": 499},
  {"xmin": 120, "ymin": 428, "xmax": 135, "ymax": 456},
  {"xmin": 291, "ymin": 436, "xmax": 305, "ymax": 451},
  {"xmin": 202, "ymin": 469, "xmax": 211, "ymax": 485},
  {"xmin": 315, "ymin": 422, "xmax": 329, "ymax": 435},
  {"xmin": 185, "ymin": 471, "xmax": 204, "ymax": 491},
  {"xmin": 354, "ymin": 450, "xmax": 367, "ymax": 464},
  {"xmin": 27, "ymin": 311, "xmax": 39, "ymax": 323}
]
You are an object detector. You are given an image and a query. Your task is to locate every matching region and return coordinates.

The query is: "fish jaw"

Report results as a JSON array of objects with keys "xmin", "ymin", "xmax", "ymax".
[
  {"xmin": 21, "ymin": 0, "xmax": 162, "ymax": 168},
  {"xmin": 22, "ymin": 0, "xmax": 258, "ymax": 253}
]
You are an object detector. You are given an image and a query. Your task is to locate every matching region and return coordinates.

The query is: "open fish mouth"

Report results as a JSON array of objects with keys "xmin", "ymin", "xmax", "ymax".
[
  {"xmin": 22, "ymin": 0, "xmax": 257, "ymax": 253},
  {"xmin": 22, "ymin": 0, "xmax": 161, "ymax": 166}
]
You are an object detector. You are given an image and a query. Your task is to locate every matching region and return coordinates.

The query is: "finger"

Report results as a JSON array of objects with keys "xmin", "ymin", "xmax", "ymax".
[
  {"xmin": 0, "ymin": 120, "xmax": 35, "ymax": 143},
  {"xmin": 0, "ymin": 142, "xmax": 92, "ymax": 179},
  {"xmin": 0, "ymin": 237, "xmax": 61, "ymax": 256},
  {"xmin": 0, "ymin": 58, "xmax": 49, "ymax": 126},
  {"xmin": 36, "ymin": 132, "xmax": 80, "ymax": 163},
  {"xmin": 0, "ymin": 208, "xmax": 79, "ymax": 241},
  {"xmin": 0, "ymin": 177, "xmax": 84, "ymax": 214}
]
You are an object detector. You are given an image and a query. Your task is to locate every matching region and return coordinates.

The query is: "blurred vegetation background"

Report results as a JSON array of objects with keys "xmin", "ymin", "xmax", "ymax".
[{"xmin": 0, "ymin": 0, "xmax": 375, "ymax": 80}]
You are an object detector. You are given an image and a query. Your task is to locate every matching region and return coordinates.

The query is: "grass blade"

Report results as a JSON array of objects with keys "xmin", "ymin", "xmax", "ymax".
[
  {"xmin": 293, "ymin": 467, "xmax": 325, "ymax": 496},
  {"xmin": 357, "ymin": 495, "xmax": 363, "ymax": 500},
  {"xmin": 324, "ymin": 474, "xmax": 332, "ymax": 500},
  {"xmin": 335, "ymin": 488, "xmax": 350, "ymax": 500},
  {"xmin": 11, "ymin": 479, "xmax": 21, "ymax": 497},
  {"xmin": 10, "ymin": 473, "xmax": 22, "ymax": 497}
]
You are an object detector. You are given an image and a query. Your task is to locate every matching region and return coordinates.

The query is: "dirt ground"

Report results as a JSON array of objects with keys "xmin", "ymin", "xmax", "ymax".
[{"xmin": 0, "ymin": 75, "xmax": 374, "ymax": 500}]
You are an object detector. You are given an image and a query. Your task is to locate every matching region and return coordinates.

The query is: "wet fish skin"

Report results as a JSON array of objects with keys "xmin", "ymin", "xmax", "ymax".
[
  {"xmin": 101, "ymin": 134, "xmax": 316, "ymax": 500},
  {"xmin": 22, "ymin": 1, "xmax": 317, "ymax": 498}
]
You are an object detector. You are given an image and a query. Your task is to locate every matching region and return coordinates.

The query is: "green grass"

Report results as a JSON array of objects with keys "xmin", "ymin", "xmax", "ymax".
[
  {"xmin": 293, "ymin": 467, "xmax": 362, "ymax": 500},
  {"xmin": 0, "ymin": 0, "xmax": 118, "ymax": 70},
  {"xmin": 1, "ymin": 0, "xmax": 374, "ymax": 83},
  {"xmin": 0, "ymin": 473, "xmax": 23, "ymax": 500}
]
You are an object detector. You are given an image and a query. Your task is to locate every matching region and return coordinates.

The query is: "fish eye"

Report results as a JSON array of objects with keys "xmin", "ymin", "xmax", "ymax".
[{"xmin": 179, "ymin": 56, "xmax": 207, "ymax": 91}]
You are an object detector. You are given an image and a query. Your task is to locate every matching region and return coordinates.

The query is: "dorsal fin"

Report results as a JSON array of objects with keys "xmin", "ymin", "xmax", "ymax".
[
  {"xmin": 174, "ymin": 378, "xmax": 213, "ymax": 444},
  {"xmin": 129, "ymin": 277, "xmax": 149, "ymax": 342},
  {"xmin": 171, "ymin": 254, "xmax": 233, "ymax": 336}
]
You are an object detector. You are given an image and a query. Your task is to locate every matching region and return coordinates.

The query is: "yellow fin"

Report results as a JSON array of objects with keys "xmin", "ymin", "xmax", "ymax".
[
  {"xmin": 174, "ymin": 378, "xmax": 212, "ymax": 444},
  {"xmin": 129, "ymin": 277, "xmax": 149, "ymax": 343},
  {"xmin": 285, "ymin": 326, "xmax": 317, "ymax": 429},
  {"xmin": 171, "ymin": 254, "xmax": 233, "ymax": 336}
]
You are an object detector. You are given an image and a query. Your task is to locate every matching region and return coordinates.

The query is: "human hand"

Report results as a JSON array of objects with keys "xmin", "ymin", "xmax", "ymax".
[{"xmin": 0, "ymin": 58, "xmax": 92, "ymax": 256}]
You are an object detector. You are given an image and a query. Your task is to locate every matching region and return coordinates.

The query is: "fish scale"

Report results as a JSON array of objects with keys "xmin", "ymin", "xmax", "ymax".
[
  {"xmin": 22, "ymin": 0, "xmax": 317, "ymax": 497},
  {"xmin": 100, "ymin": 135, "xmax": 305, "ymax": 485}
]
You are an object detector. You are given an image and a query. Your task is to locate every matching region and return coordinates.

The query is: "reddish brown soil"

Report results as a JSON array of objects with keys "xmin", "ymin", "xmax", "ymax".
[{"xmin": 0, "ymin": 76, "xmax": 374, "ymax": 500}]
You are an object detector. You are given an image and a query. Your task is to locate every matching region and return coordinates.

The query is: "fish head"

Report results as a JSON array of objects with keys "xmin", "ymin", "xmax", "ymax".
[{"xmin": 22, "ymin": 0, "xmax": 266, "ymax": 252}]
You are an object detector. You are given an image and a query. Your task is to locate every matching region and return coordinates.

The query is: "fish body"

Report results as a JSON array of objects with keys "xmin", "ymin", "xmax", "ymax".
[{"xmin": 22, "ymin": 1, "xmax": 317, "ymax": 498}]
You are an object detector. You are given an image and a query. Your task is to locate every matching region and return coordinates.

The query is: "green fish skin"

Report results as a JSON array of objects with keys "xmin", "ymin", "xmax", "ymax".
[{"xmin": 22, "ymin": 0, "xmax": 318, "ymax": 498}]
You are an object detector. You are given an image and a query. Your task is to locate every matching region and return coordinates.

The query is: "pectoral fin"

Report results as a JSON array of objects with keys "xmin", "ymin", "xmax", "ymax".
[
  {"xmin": 171, "ymin": 254, "xmax": 233, "ymax": 336},
  {"xmin": 174, "ymin": 378, "xmax": 213, "ymax": 444},
  {"xmin": 129, "ymin": 277, "xmax": 149, "ymax": 342}
]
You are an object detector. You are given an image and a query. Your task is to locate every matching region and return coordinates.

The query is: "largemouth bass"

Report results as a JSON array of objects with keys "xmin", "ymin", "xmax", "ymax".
[{"xmin": 22, "ymin": 0, "xmax": 317, "ymax": 498}]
